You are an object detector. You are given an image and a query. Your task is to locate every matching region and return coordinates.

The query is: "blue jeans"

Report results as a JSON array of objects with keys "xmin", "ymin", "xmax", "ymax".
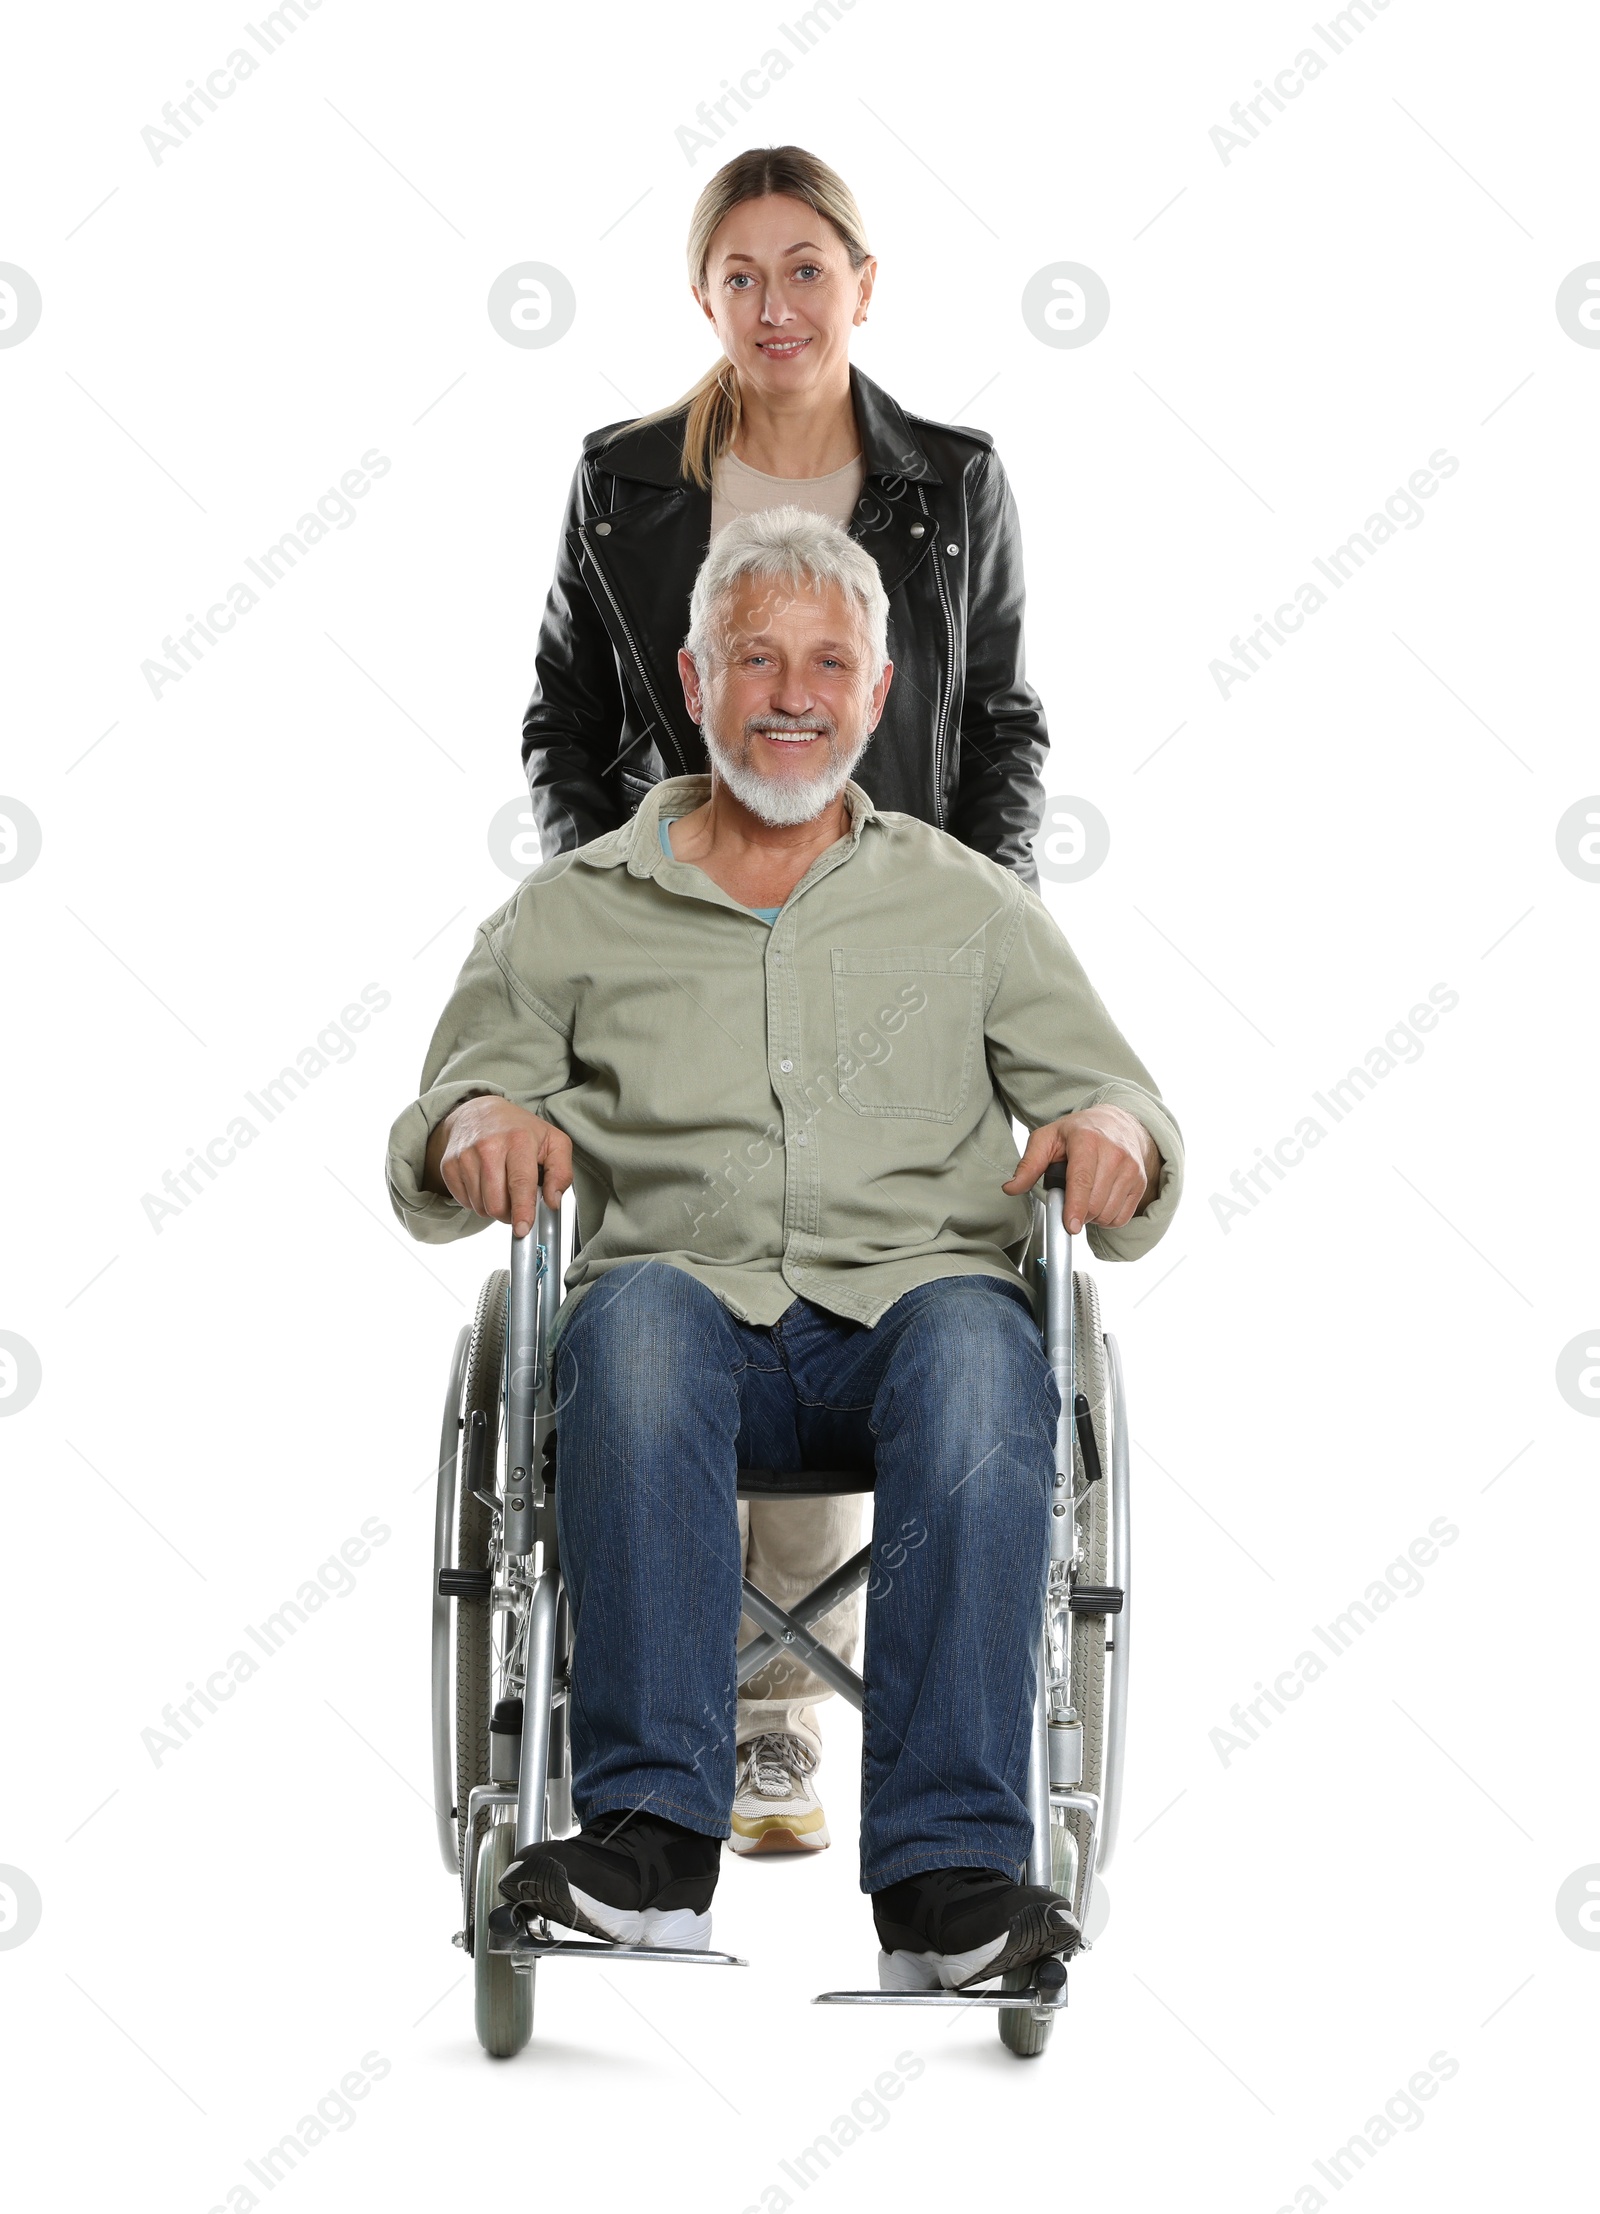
[{"xmin": 552, "ymin": 1260, "xmax": 1058, "ymax": 1891}]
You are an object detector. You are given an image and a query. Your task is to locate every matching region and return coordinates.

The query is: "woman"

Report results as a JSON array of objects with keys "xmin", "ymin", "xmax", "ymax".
[{"xmin": 520, "ymin": 144, "xmax": 1051, "ymax": 1857}]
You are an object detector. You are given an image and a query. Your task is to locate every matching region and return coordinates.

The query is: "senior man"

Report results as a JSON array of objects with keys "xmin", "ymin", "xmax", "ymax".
[{"xmin": 387, "ymin": 506, "xmax": 1182, "ymax": 1991}]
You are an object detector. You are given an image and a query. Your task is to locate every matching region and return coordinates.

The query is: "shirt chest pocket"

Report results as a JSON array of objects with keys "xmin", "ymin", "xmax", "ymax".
[{"xmin": 830, "ymin": 947, "xmax": 985, "ymax": 1121}]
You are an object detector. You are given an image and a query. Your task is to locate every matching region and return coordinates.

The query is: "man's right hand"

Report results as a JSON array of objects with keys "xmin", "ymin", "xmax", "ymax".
[{"xmin": 423, "ymin": 1096, "xmax": 572, "ymax": 1238}]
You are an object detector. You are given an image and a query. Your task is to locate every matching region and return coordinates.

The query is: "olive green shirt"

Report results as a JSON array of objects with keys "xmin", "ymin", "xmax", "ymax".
[{"xmin": 386, "ymin": 775, "xmax": 1184, "ymax": 1334}]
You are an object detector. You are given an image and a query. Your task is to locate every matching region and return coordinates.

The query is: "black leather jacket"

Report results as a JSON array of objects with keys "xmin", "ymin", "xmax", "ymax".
[{"xmin": 520, "ymin": 365, "xmax": 1050, "ymax": 885}]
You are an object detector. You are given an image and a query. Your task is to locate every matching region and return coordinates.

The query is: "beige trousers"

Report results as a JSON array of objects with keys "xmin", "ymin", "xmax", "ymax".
[{"xmin": 736, "ymin": 1492, "xmax": 867, "ymax": 1758}]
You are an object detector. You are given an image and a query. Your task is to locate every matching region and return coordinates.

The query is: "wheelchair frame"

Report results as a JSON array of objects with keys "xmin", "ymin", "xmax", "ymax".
[{"xmin": 430, "ymin": 1162, "xmax": 1130, "ymax": 2059}]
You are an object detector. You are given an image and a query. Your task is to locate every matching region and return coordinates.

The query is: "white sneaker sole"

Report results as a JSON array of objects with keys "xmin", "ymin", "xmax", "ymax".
[
  {"xmin": 876, "ymin": 1936, "xmax": 1006, "ymax": 1993},
  {"xmin": 561, "ymin": 1886, "xmax": 712, "ymax": 1951}
]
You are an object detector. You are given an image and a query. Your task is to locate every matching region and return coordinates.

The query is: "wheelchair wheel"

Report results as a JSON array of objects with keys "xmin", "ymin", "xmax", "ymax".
[
  {"xmin": 999, "ymin": 1789, "xmax": 1077, "ymax": 2062},
  {"xmin": 454, "ymin": 1269, "xmax": 509, "ymax": 1869},
  {"xmin": 998, "ymin": 1968, "xmax": 1054, "ymax": 2058},
  {"xmin": 472, "ymin": 1821, "xmax": 534, "ymax": 2058}
]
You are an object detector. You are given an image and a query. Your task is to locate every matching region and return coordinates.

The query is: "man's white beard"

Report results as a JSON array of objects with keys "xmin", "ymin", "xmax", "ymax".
[{"xmin": 702, "ymin": 709, "xmax": 871, "ymax": 827}]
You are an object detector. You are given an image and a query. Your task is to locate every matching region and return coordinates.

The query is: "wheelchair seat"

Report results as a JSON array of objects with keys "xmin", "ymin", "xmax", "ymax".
[{"xmin": 735, "ymin": 1464, "xmax": 876, "ymax": 1499}]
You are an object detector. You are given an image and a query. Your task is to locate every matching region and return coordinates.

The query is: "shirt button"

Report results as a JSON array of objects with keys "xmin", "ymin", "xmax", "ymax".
[
  {"xmin": 795, "ymin": 1131, "xmax": 809, "ymax": 1146},
  {"xmin": 779, "ymin": 1058, "xmax": 794, "ymax": 1072}
]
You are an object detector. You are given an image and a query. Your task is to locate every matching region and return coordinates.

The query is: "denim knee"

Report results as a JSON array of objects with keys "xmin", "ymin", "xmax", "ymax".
[
  {"xmin": 554, "ymin": 1258, "xmax": 730, "ymax": 1413},
  {"xmin": 871, "ymin": 1277, "xmax": 1058, "ymax": 1453}
]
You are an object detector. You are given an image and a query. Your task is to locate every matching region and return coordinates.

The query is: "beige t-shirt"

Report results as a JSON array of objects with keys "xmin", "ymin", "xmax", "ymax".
[{"xmin": 710, "ymin": 447, "xmax": 866, "ymax": 539}]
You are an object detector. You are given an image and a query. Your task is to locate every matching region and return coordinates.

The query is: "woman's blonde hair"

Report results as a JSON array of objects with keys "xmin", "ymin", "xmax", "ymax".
[{"xmin": 604, "ymin": 145, "xmax": 871, "ymax": 490}]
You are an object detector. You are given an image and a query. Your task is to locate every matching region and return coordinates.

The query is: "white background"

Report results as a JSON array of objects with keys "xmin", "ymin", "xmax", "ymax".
[{"xmin": 2, "ymin": 1, "xmax": 1596, "ymax": 2207}]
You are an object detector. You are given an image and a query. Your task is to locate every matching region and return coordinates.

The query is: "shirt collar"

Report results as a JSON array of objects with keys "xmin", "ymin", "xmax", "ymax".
[{"xmin": 570, "ymin": 774, "xmax": 881, "ymax": 879}]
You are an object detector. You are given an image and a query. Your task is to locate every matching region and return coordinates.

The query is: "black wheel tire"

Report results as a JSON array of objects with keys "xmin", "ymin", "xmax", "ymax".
[{"xmin": 454, "ymin": 1270, "xmax": 508, "ymax": 1870}]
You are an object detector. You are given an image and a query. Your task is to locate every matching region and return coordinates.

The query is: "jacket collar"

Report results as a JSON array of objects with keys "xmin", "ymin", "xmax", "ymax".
[
  {"xmin": 585, "ymin": 364, "xmax": 942, "ymax": 491},
  {"xmin": 573, "ymin": 773, "xmax": 882, "ymax": 875}
]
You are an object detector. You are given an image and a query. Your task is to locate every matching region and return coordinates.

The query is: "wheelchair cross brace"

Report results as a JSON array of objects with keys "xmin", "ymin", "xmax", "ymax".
[
  {"xmin": 738, "ymin": 1570, "xmax": 869, "ymax": 1709},
  {"xmin": 736, "ymin": 1546, "xmax": 873, "ymax": 1688}
]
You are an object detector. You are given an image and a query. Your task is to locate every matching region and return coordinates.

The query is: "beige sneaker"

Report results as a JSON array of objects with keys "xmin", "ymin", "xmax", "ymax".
[{"xmin": 728, "ymin": 1733, "xmax": 831, "ymax": 1855}]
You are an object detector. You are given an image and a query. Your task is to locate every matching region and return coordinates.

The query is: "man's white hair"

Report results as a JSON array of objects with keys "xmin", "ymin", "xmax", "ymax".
[{"xmin": 684, "ymin": 504, "xmax": 889, "ymax": 679}]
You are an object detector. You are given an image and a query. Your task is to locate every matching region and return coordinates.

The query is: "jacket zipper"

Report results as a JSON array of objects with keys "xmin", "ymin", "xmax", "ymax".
[{"xmin": 921, "ymin": 484, "xmax": 959, "ymax": 829}]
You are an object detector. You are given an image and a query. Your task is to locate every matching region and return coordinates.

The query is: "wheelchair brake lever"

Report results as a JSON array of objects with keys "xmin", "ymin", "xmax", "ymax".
[
  {"xmin": 1072, "ymin": 1392, "xmax": 1104, "ymax": 1487},
  {"xmin": 465, "ymin": 1407, "xmax": 498, "ymax": 1510}
]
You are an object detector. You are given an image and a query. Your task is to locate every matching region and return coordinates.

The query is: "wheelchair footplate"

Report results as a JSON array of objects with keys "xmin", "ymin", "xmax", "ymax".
[
  {"xmin": 814, "ymin": 1952, "xmax": 1071, "ymax": 2010},
  {"xmin": 486, "ymin": 1903, "xmax": 747, "ymax": 1970}
]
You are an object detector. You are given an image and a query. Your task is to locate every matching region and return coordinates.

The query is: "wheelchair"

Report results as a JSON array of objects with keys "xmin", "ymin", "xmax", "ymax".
[{"xmin": 429, "ymin": 1162, "xmax": 1130, "ymax": 2061}]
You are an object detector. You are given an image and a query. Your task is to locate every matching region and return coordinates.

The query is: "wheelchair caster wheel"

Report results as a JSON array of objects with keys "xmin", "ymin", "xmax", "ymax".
[
  {"xmin": 997, "ymin": 1966, "xmax": 1058, "ymax": 2058},
  {"xmin": 473, "ymin": 1824, "xmax": 534, "ymax": 2058}
]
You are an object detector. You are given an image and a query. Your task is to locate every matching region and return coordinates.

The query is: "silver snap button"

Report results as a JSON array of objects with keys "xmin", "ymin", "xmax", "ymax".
[
  {"xmin": 909, "ymin": 523, "xmax": 925, "ymax": 538},
  {"xmin": 779, "ymin": 1058, "xmax": 794, "ymax": 1072},
  {"xmin": 945, "ymin": 541, "xmax": 959, "ymax": 555},
  {"xmin": 593, "ymin": 521, "xmax": 611, "ymax": 535}
]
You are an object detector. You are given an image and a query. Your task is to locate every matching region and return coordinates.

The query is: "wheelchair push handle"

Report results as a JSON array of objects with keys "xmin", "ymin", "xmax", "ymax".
[
  {"xmin": 504, "ymin": 1191, "xmax": 564, "ymax": 1553},
  {"xmin": 510, "ymin": 1187, "xmax": 565, "ymax": 1237}
]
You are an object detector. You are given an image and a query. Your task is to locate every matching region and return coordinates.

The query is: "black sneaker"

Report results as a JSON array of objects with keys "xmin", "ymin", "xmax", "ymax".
[
  {"xmin": 498, "ymin": 1809, "xmax": 721, "ymax": 1949},
  {"xmin": 872, "ymin": 1867, "xmax": 1082, "ymax": 1992}
]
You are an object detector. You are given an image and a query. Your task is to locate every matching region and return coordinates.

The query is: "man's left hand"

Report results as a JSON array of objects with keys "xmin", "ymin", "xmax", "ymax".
[{"xmin": 1002, "ymin": 1106, "xmax": 1161, "ymax": 1233}]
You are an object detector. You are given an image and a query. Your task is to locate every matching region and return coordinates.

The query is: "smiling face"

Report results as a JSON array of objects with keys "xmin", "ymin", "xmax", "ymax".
[
  {"xmin": 694, "ymin": 193, "xmax": 874, "ymax": 402},
  {"xmin": 678, "ymin": 575, "xmax": 893, "ymax": 827}
]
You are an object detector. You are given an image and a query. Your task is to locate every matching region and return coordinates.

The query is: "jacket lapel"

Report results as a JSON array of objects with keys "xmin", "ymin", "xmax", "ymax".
[{"xmin": 570, "ymin": 481, "xmax": 711, "ymax": 777}]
